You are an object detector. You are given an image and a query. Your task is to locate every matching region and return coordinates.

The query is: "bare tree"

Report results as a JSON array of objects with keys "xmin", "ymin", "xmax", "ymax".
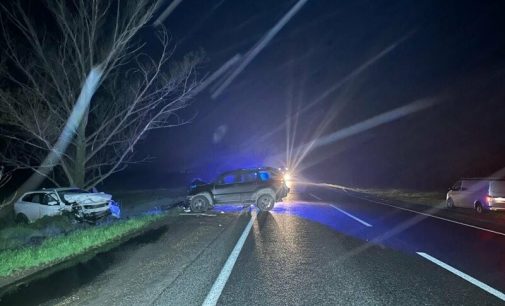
[
  {"xmin": 0, "ymin": 165, "xmax": 17, "ymax": 211},
  {"xmin": 0, "ymin": 0, "xmax": 201, "ymax": 189},
  {"xmin": 0, "ymin": 165, "xmax": 12, "ymax": 189}
]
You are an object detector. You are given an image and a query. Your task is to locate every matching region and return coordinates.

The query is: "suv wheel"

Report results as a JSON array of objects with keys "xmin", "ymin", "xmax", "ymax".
[
  {"xmin": 475, "ymin": 202, "xmax": 483, "ymax": 214},
  {"xmin": 15, "ymin": 213, "xmax": 29, "ymax": 224},
  {"xmin": 446, "ymin": 198, "xmax": 454, "ymax": 209},
  {"xmin": 190, "ymin": 195, "xmax": 210, "ymax": 213},
  {"xmin": 257, "ymin": 194, "xmax": 275, "ymax": 211}
]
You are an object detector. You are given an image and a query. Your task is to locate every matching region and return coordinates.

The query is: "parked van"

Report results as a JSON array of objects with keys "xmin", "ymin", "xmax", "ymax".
[{"xmin": 446, "ymin": 179, "xmax": 505, "ymax": 213}]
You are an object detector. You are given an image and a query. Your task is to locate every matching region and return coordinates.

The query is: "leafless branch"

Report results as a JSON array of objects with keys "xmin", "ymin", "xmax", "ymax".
[{"xmin": 0, "ymin": 0, "xmax": 201, "ymax": 191}]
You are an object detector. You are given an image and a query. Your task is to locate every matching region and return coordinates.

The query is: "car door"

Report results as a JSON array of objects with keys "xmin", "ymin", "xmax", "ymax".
[
  {"xmin": 459, "ymin": 180, "xmax": 476, "ymax": 208},
  {"xmin": 17, "ymin": 193, "xmax": 40, "ymax": 221},
  {"xmin": 40, "ymin": 192, "xmax": 62, "ymax": 218},
  {"xmin": 237, "ymin": 171, "xmax": 259, "ymax": 203},
  {"xmin": 28, "ymin": 193, "xmax": 46, "ymax": 221},
  {"xmin": 213, "ymin": 172, "xmax": 242, "ymax": 203}
]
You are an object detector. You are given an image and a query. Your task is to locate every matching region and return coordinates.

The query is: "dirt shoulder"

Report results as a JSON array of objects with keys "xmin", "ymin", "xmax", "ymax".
[{"xmin": 0, "ymin": 188, "xmax": 186, "ymax": 297}]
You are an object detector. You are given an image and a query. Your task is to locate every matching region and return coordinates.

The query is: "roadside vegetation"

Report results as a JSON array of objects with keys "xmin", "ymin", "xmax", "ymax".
[
  {"xmin": 0, "ymin": 215, "xmax": 80, "ymax": 251},
  {"xmin": 113, "ymin": 188, "xmax": 186, "ymax": 208},
  {"xmin": 0, "ymin": 213, "xmax": 166, "ymax": 279},
  {"xmin": 356, "ymin": 188, "xmax": 446, "ymax": 207},
  {"xmin": 112, "ymin": 188, "xmax": 186, "ymax": 218}
]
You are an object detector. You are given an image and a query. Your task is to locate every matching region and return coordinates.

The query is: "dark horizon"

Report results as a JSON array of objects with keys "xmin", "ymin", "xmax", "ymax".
[
  {"xmin": 128, "ymin": 0, "xmax": 505, "ymax": 190},
  {"xmin": 1, "ymin": 0, "xmax": 504, "ymax": 191}
]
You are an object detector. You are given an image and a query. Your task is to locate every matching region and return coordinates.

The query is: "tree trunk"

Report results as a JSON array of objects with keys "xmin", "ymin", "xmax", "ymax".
[{"xmin": 73, "ymin": 108, "xmax": 89, "ymax": 188}]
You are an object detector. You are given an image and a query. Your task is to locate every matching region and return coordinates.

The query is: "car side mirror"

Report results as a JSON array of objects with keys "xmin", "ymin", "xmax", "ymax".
[{"xmin": 47, "ymin": 201, "xmax": 58, "ymax": 206}]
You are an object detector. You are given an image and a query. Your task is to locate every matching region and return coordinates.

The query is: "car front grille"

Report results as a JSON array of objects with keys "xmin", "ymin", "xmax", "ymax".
[{"xmin": 84, "ymin": 202, "xmax": 109, "ymax": 210}]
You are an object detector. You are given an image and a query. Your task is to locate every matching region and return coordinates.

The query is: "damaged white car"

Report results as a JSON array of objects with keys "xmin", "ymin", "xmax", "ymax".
[{"xmin": 14, "ymin": 188, "xmax": 117, "ymax": 223}]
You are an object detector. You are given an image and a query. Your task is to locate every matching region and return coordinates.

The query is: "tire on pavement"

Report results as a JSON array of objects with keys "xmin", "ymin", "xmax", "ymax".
[
  {"xmin": 190, "ymin": 195, "xmax": 210, "ymax": 213},
  {"xmin": 256, "ymin": 194, "xmax": 275, "ymax": 211},
  {"xmin": 446, "ymin": 198, "xmax": 454, "ymax": 209},
  {"xmin": 475, "ymin": 202, "xmax": 484, "ymax": 214}
]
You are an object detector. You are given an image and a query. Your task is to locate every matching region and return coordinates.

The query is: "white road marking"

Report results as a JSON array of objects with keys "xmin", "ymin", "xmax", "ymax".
[
  {"xmin": 329, "ymin": 204, "xmax": 372, "ymax": 227},
  {"xmin": 417, "ymin": 252, "xmax": 505, "ymax": 301},
  {"xmin": 308, "ymin": 193, "xmax": 323, "ymax": 201},
  {"xmin": 348, "ymin": 192, "xmax": 505, "ymax": 237},
  {"xmin": 202, "ymin": 212, "xmax": 257, "ymax": 306}
]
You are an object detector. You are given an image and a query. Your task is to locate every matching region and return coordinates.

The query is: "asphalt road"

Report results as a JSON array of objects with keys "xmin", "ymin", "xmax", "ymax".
[{"xmin": 2, "ymin": 188, "xmax": 505, "ymax": 305}]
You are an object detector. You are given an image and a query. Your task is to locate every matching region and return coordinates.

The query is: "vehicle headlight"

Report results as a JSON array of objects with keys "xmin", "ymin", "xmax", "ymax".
[{"xmin": 283, "ymin": 172, "xmax": 291, "ymax": 181}]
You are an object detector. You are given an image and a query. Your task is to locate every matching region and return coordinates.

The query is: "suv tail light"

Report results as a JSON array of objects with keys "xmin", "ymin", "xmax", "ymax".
[{"xmin": 486, "ymin": 195, "xmax": 494, "ymax": 204}]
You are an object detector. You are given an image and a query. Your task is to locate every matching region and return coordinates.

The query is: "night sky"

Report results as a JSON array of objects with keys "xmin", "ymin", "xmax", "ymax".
[{"xmin": 116, "ymin": 0, "xmax": 505, "ymax": 189}]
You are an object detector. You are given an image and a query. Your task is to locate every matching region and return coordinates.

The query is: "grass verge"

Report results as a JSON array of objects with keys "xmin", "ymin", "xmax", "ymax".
[
  {"xmin": 112, "ymin": 188, "xmax": 186, "ymax": 207},
  {"xmin": 355, "ymin": 188, "xmax": 446, "ymax": 207},
  {"xmin": 0, "ymin": 213, "xmax": 165, "ymax": 279}
]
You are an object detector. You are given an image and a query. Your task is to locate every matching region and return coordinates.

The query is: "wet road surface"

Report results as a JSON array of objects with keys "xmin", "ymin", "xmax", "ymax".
[{"xmin": 2, "ymin": 189, "xmax": 505, "ymax": 305}]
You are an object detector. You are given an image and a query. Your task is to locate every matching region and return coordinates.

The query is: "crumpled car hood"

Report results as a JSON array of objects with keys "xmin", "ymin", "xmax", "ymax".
[{"xmin": 63, "ymin": 193, "xmax": 112, "ymax": 205}]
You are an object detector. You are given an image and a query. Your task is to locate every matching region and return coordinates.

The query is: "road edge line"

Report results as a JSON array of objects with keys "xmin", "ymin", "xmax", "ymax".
[
  {"xmin": 347, "ymin": 192, "xmax": 505, "ymax": 237},
  {"xmin": 417, "ymin": 252, "xmax": 505, "ymax": 301},
  {"xmin": 308, "ymin": 193, "xmax": 323, "ymax": 201},
  {"xmin": 329, "ymin": 204, "xmax": 372, "ymax": 227},
  {"xmin": 202, "ymin": 212, "xmax": 257, "ymax": 306}
]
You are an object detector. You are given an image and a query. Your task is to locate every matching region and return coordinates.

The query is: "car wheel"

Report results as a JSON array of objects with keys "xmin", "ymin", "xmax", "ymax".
[
  {"xmin": 15, "ymin": 213, "xmax": 29, "ymax": 224},
  {"xmin": 256, "ymin": 194, "xmax": 275, "ymax": 211},
  {"xmin": 190, "ymin": 195, "xmax": 209, "ymax": 213},
  {"xmin": 446, "ymin": 198, "xmax": 454, "ymax": 209},
  {"xmin": 475, "ymin": 202, "xmax": 483, "ymax": 214}
]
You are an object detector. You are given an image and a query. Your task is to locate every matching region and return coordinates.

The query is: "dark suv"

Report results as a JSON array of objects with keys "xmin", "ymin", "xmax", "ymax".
[{"xmin": 187, "ymin": 167, "xmax": 290, "ymax": 212}]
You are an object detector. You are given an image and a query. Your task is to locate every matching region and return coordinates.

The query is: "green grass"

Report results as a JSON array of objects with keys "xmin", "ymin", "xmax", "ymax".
[{"xmin": 0, "ymin": 214, "xmax": 165, "ymax": 278}]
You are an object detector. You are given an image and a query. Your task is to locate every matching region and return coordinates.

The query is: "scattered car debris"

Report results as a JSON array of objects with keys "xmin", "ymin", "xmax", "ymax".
[{"xmin": 179, "ymin": 213, "xmax": 217, "ymax": 217}]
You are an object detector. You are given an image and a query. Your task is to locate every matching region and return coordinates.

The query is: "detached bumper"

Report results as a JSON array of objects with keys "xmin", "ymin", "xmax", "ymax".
[{"xmin": 110, "ymin": 201, "xmax": 121, "ymax": 218}]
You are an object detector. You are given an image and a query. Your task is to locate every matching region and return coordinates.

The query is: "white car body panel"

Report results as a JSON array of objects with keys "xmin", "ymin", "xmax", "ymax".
[
  {"xmin": 14, "ymin": 188, "xmax": 112, "ymax": 223},
  {"xmin": 14, "ymin": 199, "xmax": 39, "ymax": 222}
]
